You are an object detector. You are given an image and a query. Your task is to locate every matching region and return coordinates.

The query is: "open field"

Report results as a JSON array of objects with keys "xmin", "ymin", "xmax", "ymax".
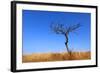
[{"xmin": 22, "ymin": 52, "xmax": 91, "ymax": 63}]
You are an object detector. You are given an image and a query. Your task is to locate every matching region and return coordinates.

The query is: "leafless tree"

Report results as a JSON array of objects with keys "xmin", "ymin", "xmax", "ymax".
[{"xmin": 50, "ymin": 23, "xmax": 81, "ymax": 53}]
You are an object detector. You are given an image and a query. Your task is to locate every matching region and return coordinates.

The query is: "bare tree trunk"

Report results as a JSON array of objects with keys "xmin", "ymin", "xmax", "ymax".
[
  {"xmin": 65, "ymin": 41, "xmax": 69, "ymax": 52},
  {"xmin": 65, "ymin": 39, "xmax": 72, "ymax": 60},
  {"xmin": 65, "ymin": 34, "xmax": 69, "ymax": 52},
  {"xmin": 65, "ymin": 34, "xmax": 71, "ymax": 55}
]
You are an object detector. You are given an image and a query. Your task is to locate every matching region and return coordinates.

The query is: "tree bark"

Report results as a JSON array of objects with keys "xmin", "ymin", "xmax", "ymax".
[
  {"xmin": 65, "ymin": 35, "xmax": 69, "ymax": 52},
  {"xmin": 65, "ymin": 41, "xmax": 69, "ymax": 52}
]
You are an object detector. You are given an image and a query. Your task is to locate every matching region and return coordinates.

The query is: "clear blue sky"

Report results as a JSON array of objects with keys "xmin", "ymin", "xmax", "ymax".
[{"xmin": 22, "ymin": 10, "xmax": 91, "ymax": 54}]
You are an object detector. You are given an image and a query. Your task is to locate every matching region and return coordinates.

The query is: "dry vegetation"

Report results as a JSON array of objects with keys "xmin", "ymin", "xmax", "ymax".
[{"xmin": 22, "ymin": 52, "xmax": 91, "ymax": 63}]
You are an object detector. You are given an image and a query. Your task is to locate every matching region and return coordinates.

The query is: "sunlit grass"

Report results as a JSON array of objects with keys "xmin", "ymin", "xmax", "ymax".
[{"xmin": 22, "ymin": 51, "xmax": 91, "ymax": 63}]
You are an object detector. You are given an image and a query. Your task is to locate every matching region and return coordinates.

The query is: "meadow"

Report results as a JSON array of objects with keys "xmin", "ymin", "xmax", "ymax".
[{"xmin": 22, "ymin": 52, "xmax": 91, "ymax": 63}]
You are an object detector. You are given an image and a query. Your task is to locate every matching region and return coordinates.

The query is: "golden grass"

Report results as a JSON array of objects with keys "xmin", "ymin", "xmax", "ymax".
[{"xmin": 22, "ymin": 52, "xmax": 91, "ymax": 63}]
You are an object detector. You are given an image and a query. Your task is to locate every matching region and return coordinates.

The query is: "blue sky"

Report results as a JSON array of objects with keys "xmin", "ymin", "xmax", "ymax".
[{"xmin": 22, "ymin": 10, "xmax": 91, "ymax": 54}]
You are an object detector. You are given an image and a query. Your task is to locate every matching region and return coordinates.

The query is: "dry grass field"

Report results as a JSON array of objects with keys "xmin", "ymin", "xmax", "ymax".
[{"xmin": 22, "ymin": 52, "xmax": 91, "ymax": 63}]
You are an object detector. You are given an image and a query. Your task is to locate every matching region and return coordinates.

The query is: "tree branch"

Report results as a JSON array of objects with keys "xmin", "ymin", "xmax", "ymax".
[
  {"xmin": 50, "ymin": 23, "xmax": 66, "ymax": 35},
  {"xmin": 66, "ymin": 23, "xmax": 81, "ymax": 33}
]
